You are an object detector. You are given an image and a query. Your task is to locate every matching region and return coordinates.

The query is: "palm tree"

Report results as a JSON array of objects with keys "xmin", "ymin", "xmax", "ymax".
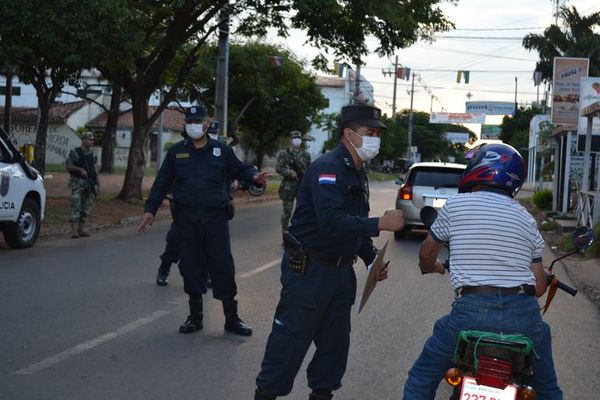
[{"xmin": 523, "ymin": 5, "xmax": 600, "ymax": 82}]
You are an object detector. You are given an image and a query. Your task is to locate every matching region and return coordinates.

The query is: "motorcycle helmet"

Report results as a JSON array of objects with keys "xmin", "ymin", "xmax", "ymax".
[{"xmin": 458, "ymin": 143, "xmax": 525, "ymax": 198}]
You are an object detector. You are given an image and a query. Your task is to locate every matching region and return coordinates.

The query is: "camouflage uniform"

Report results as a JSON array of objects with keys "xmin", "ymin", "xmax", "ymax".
[
  {"xmin": 66, "ymin": 147, "xmax": 97, "ymax": 224},
  {"xmin": 276, "ymin": 145, "xmax": 311, "ymax": 233}
]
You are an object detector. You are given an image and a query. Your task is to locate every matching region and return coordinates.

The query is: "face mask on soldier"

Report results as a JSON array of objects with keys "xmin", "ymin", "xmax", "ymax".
[
  {"xmin": 349, "ymin": 129, "xmax": 380, "ymax": 161},
  {"xmin": 291, "ymin": 138, "xmax": 302, "ymax": 147},
  {"xmin": 186, "ymin": 124, "xmax": 205, "ymax": 139}
]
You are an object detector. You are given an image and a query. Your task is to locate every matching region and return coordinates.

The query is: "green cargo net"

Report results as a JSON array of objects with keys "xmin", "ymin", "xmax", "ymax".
[{"xmin": 454, "ymin": 330, "xmax": 539, "ymax": 368}]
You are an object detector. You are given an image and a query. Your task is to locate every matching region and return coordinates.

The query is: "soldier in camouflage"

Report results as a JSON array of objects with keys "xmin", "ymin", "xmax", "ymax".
[
  {"xmin": 276, "ymin": 131, "xmax": 311, "ymax": 239},
  {"xmin": 65, "ymin": 132, "xmax": 99, "ymax": 238}
]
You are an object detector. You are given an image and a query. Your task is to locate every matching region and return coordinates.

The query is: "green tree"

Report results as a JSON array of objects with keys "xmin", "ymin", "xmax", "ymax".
[
  {"xmin": 0, "ymin": 0, "xmax": 123, "ymax": 174},
  {"xmin": 183, "ymin": 43, "xmax": 327, "ymax": 169},
  {"xmin": 95, "ymin": 0, "xmax": 455, "ymax": 201},
  {"xmin": 499, "ymin": 105, "xmax": 545, "ymax": 166},
  {"xmin": 523, "ymin": 5, "xmax": 600, "ymax": 82}
]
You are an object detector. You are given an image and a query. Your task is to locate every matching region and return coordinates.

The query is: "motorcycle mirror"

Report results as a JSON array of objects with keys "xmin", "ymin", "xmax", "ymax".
[
  {"xmin": 420, "ymin": 206, "xmax": 438, "ymax": 230},
  {"xmin": 395, "ymin": 177, "xmax": 404, "ymax": 185},
  {"xmin": 571, "ymin": 226, "xmax": 595, "ymax": 251}
]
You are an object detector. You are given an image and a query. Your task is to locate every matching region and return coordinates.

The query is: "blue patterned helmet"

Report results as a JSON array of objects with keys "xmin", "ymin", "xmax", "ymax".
[{"xmin": 459, "ymin": 143, "xmax": 525, "ymax": 198}]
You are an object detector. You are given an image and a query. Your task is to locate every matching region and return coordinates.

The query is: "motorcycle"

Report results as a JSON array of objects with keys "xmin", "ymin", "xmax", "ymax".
[{"xmin": 419, "ymin": 206, "xmax": 595, "ymax": 400}]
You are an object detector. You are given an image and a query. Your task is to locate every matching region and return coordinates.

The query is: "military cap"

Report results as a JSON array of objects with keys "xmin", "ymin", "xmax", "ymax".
[
  {"xmin": 185, "ymin": 105, "xmax": 208, "ymax": 121},
  {"xmin": 290, "ymin": 130, "xmax": 302, "ymax": 139},
  {"xmin": 81, "ymin": 132, "xmax": 94, "ymax": 140},
  {"xmin": 341, "ymin": 105, "xmax": 387, "ymax": 130}
]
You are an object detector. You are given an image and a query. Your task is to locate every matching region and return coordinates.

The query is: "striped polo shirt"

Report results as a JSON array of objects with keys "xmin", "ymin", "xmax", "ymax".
[{"xmin": 430, "ymin": 191, "xmax": 544, "ymax": 290}]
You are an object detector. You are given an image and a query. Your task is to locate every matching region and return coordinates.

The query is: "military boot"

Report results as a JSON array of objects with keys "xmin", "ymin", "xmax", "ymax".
[
  {"xmin": 71, "ymin": 223, "xmax": 80, "ymax": 239},
  {"xmin": 308, "ymin": 390, "xmax": 333, "ymax": 400},
  {"xmin": 179, "ymin": 297, "xmax": 203, "ymax": 333},
  {"xmin": 222, "ymin": 299, "xmax": 252, "ymax": 336},
  {"xmin": 254, "ymin": 389, "xmax": 277, "ymax": 400},
  {"xmin": 78, "ymin": 222, "xmax": 91, "ymax": 237},
  {"xmin": 156, "ymin": 260, "xmax": 171, "ymax": 286}
]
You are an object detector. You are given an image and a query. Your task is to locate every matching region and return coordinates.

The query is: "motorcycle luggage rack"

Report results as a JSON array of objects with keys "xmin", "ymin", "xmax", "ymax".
[{"xmin": 453, "ymin": 330, "xmax": 535, "ymax": 378}]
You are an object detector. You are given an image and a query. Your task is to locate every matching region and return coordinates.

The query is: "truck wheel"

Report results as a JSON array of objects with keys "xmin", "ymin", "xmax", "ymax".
[{"xmin": 3, "ymin": 198, "xmax": 41, "ymax": 249}]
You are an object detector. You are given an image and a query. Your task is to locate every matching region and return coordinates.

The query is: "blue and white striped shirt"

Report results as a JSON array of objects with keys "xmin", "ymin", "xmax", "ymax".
[{"xmin": 430, "ymin": 191, "xmax": 544, "ymax": 290}]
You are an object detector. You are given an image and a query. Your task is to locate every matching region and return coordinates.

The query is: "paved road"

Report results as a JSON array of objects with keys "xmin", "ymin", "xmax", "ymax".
[{"xmin": 1, "ymin": 181, "xmax": 599, "ymax": 399}]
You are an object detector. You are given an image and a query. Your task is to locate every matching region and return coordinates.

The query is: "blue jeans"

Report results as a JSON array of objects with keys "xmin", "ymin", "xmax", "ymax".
[{"xmin": 403, "ymin": 293, "xmax": 563, "ymax": 400}]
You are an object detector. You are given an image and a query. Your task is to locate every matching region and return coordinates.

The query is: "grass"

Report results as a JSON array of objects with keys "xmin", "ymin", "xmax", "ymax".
[{"xmin": 367, "ymin": 171, "xmax": 398, "ymax": 182}]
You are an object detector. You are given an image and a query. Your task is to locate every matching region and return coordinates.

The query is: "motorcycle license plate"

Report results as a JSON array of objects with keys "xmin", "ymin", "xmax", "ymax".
[{"xmin": 459, "ymin": 377, "xmax": 517, "ymax": 400}]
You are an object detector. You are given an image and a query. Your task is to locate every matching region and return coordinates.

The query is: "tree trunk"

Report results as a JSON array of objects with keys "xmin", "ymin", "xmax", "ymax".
[
  {"xmin": 116, "ymin": 95, "xmax": 147, "ymax": 202},
  {"xmin": 34, "ymin": 97, "xmax": 50, "ymax": 176},
  {"xmin": 255, "ymin": 147, "xmax": 265, "ymax": 170},
  {"xmin": 100, "ymin": 85, "xmax": 121, "ymax": 173}
]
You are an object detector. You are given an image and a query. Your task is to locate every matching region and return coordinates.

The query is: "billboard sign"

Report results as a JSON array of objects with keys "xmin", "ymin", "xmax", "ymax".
[
  {"xmin": 429, "ymin": 112, "xmax": 486, "ymax": 124},
  {"xmin": 465, "ymin": 101, "xmax": 515, "ymax": 115},
  {"xmin": 445, "ymin": 132, "xmax": 470, "ymax": 144},
  {"xmin": 481, "ymin": 125, "xmax": 501, "ymax": 140},
  {"xmin": 551, "ymin": 57, "xmax": 589, "ymax": 129}
]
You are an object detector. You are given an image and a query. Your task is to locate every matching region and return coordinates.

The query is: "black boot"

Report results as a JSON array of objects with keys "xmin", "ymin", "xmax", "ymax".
[
  {"xmin": 179, "ymin": 297, "xmax": 203, "ymax": 333},
  {"xmin": 222, "ymin": 299, "xmax": 252, "ymax": 336},
  {"xmin": 308, "ymin": 390, "xmax": 333, "ymax": 400},
  {"xmin": 254, "ymin": 389, "xmax": 277, "ymax": 400},
  {"xmin": 156, "ymin": 260, "xmax": 171, "ymax": 286}
]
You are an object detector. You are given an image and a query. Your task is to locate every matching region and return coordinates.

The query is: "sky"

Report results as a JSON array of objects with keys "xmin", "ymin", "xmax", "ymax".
[{"xmin": 266, "ymin": 0, "xmax": 600, "ymax": 127}]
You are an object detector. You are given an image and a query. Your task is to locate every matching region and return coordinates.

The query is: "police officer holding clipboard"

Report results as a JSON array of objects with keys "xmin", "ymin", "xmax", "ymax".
[
  {"xmin": 138, "ymin": 105, "xmax": 269, "ymax": 336},
  {"xmin": 254, "ymin": 105, "xmax": 405, "ymax": 400}
]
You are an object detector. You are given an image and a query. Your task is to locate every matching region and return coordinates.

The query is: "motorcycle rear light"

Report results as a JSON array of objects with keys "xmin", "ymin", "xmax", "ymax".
[
  {"xmin": 444, "ymin": 368, "xmax": 463, "ymax": 387},
  {"xmin": 475, "ymin": 355, "xmax": 513, "ymax": 389},
  {"xmin": 399, "ymin": 184, "xmax": 413, "ymax": 200},
  {"xmin": 518, "ymin": 385, "xmax": 536, "ymax": 400}
]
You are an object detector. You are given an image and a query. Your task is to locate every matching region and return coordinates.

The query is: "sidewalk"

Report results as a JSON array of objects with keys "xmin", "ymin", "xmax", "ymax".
[{"xmin": 519, "ymin": 185, "xmax": 600, "ymax": 312}]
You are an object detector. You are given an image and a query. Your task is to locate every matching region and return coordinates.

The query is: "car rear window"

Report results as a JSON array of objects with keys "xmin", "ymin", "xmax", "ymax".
[{"xmin": 411, "ymin": 167, "xmax": 464, "ymax": 188}]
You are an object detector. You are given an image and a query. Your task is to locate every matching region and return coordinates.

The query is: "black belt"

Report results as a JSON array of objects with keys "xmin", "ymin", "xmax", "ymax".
[
  {"xmin": 458, "ymin": 285, "xmax": 536, "ymax": 297},
  {"xmin": 298, "ymin": 248, "xmax": 356, "ymax": 268}
]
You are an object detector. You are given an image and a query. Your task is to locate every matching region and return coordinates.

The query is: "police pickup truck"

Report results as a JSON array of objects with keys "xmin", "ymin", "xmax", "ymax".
[{"xmin": 0, "ymin": 127, "xmax": 46, "ymax": 248}]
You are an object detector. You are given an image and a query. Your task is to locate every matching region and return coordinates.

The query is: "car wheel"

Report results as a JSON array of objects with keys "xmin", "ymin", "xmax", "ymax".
[
  {"xmin": 393, "ymin": 226, "xmax": 412, "ymax": 240},
  {"xmin": 3, "ymin": 198, "xmax": 41, "ymax": 249}
]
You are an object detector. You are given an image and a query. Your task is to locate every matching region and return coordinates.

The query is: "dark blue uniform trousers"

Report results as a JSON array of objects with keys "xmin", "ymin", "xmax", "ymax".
[
  {"xmin": 160, "ymin": 221, "xmax": 181, "ymax": 264},
  {"xmin": 177, "ymin": 210, "xmax": 237, "ymax": 300},
  {"xmin": 256, "ymin": 252, "xmax": 357, "ymax": 396}
]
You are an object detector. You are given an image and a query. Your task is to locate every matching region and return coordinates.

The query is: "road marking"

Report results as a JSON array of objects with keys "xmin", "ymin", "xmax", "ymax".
[
  {"xmin": 12, "ymin": 310, "xmax": 170, "ymax": 375},
  {"xmin": 239, "ymin": 258, "xmax": 280, "ymax": 278}
]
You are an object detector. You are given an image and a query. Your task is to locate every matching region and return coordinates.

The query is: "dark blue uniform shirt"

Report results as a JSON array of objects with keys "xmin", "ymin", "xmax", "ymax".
[
  {"xmin": 145, "ymin": 138, "xmax": 256, "ymax": 221},
  {"xmin": 288, "ymin": 143, "xmax": 380, "ymax": 264}
]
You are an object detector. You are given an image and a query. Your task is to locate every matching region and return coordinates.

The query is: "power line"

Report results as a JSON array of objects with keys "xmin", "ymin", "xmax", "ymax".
[
  {"xmin": 416, "ymin": 44, "xmax": 536, "ymax": 62},
  {"xmin": 452, "ymin": 27, "xmax": 544, "ymax": 31},
  {"xmin": 435, "ymin": 35, "xmax": 524, "ymax": 40}
]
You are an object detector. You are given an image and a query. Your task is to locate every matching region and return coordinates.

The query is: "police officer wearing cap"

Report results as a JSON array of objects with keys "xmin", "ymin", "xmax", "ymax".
[
  {"xmin": 139, "ymin": 105, "xmax": 269, "ymax": 336},
  {"xmin": 254, "ymin": 105, "xmax": 405, "ymax": 400}
]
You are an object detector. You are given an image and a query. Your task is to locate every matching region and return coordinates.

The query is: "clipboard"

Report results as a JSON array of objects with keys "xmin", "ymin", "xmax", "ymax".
[{"xmin": 357, "ymin": 240, "xmax": 389, "ymax": 313}]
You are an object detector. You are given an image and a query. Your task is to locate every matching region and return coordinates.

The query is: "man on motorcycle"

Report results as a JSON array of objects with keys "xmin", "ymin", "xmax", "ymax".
[{"xmin": 403, "ymin": 143, "xmax": 562, "ymax": 399}]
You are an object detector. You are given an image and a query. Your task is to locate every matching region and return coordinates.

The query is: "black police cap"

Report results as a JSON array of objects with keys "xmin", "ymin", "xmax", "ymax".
[
  {"xmin": 341, "ymin": 105, "xmax": 387, "ymax": 130},
  {"xmin": 185, "ymin": 106, "xmax": 208, "ymax": 121}
]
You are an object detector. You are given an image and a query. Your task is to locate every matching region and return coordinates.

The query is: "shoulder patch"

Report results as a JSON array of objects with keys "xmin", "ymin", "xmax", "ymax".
[
  {"xmin": 213, "ymin": 147, "xmax": 221, "ymax": 157},
  {"xmin": 318, "ymin": 174, "xmax": 336, "ymax": 185},
  {"xmin": 175, "ymin": 153, "xmax": 190, "ymax": 159}
]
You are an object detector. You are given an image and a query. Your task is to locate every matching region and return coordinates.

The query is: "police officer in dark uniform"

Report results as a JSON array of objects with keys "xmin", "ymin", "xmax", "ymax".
[
  {"xmin": 139, "ymin": 105, "xmax": 269, "ymax": 336},
  {"xmin": 254, "ymin": 105, "xmax": 405, "ymax": 400}
]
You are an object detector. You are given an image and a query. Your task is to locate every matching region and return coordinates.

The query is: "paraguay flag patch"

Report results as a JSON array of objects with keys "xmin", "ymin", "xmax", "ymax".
[{"xmin": 318, "ymin": 174, "xmax": 336, "ymax": 185}]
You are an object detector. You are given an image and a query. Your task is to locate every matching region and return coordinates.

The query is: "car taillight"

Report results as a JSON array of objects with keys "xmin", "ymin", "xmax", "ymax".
[{"xmin": 399, "ymin": 184, "xmax": 413, "ymax": 201}]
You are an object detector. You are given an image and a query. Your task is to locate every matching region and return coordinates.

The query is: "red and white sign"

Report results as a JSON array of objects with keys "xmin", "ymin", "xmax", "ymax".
[
  {"xmin": 459, "ymin": 377, "xmax": 517, "ymax": 400},
  {"xmin": 430, "ymin": 112, "xmax": 486, "ymax": 125},
  {"xmin": 551, "ymin": 57, "xmax": 589, "ymax": 129}
]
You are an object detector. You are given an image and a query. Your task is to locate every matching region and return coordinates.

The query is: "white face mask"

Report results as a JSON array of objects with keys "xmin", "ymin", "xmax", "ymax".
[
  {"xmin": 186, "ymin": 123, "xmax": 205, "ymax": 139},
  {"xmin": 291, "ymin": 138, "xmax": 302, "ymax": 147},
  {"xmin": 349, "ymin": 129, "xmax": 381, "ymax": 161}
]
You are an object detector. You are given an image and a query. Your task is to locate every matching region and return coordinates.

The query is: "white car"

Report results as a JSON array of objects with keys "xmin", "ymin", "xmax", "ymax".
[
  {"xmin": 0, "ymin": 128, "xmax": 46, "ymax": 248},
  {"xmin": 395, "ymin": 161, "xmax": 466, "ymax": 239}
]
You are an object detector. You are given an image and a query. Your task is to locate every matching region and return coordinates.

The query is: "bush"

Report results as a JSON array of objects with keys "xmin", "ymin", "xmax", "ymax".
[{"xmin": 533, "ymin": 189, "xmax": 552, "ymax": 210}]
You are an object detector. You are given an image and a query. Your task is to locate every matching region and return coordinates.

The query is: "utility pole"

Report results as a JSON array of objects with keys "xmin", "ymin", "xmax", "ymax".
[
  {"xmin": 407, "ymin": 72, "xmax": 415, "ymax": 160},
  {"xmin": 353, "ymin": 63, "xmax": 361, "ymax": 104},
  {"xmin": 156, "ymin": 89, "xmax": 164, "ymax": 171},
  {"xmin": 3, "ymin": 73, "xmax": 12, "ymax": 134},
  {"xmin": 381, "ymin": 56, "xmax": 399, "ymax": 116},
  {"xmin": 215, "ymin": 1, "xmax": 230, "ymax": 137},
  {"xmin": 514, "ymin": 76, "xmax": 518, "ymax": 114}
]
